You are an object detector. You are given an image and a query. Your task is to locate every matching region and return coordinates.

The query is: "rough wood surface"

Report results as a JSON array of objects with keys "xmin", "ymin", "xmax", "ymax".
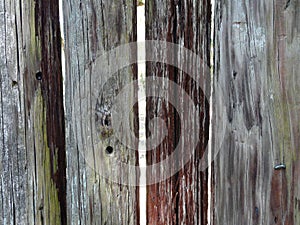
[
  {"xmin": 145, "ymin": 0, "xmax": 211, "ymax": 224},
  {"xmin": 63, "ymin": 0, "xmax": 139, "ymax": 224},
  {"xmin": 2, "ymin": 0, "xmax": 299, "ymax": 224},
  {"xmin": 0, "ymin": 0, "xmax": 66, "ymax": 224},
  {"xmin": 212, "ymin": 0, "xmax": 300, "ymax": 224}
]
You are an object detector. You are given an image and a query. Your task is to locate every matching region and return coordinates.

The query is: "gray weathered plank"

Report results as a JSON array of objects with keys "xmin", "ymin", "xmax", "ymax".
[
  {"xmin": 0, "ymin": 1, "xmax": 26, "ymax": 223},
  {"xmin": 212, "ymin": 0, "xmax": 300, "ymax": 224},
  {"xmin": 63, "ymin": 0, "xmax": 139, "ymax": 224}
]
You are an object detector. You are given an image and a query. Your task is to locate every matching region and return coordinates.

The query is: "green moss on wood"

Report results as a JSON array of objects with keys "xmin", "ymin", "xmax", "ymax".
[{"xmin": 33, "ymin": 89, "xmax": 61, "ymax": 225}]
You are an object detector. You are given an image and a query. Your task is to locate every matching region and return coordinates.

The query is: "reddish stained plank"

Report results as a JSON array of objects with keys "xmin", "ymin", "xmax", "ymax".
[{"xmin": 146, "ymin": 0, "xmax": 211, "ymax": 224}]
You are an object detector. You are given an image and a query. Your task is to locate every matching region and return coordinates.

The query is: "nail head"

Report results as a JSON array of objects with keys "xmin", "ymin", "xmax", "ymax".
[{"xmin": 274, "ymin": 164, "xmax": 286, "ymax": 170}]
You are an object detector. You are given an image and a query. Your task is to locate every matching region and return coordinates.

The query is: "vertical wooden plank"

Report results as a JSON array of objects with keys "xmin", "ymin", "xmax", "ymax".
[
  {"xmin": 269, "ymin": 2, "xmax": 300, "ymax": 224},
  {"xmin": 0, "ymin": 0, "xmax": 66, "ymax": 224},
  {"xmin": 145, "ymin": 0, "xmax": 211, "ymax": 224},
  {"xmin": 34, "ymin": 0, "xmax": 67, "ymax": 224},
  {"xmin": 63, "ymin": 0, "xmax": 139, "ymax": 224},
  {"xmin": 212, "ymin": 0, "xmax": 300, "ymax": 224},
  {"xmin": 0, "ymin": 0, "xmax": 25, "ymax": 223}
]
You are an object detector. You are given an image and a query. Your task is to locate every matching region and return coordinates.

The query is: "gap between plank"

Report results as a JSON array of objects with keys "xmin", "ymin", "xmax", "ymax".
[
  {"xmin": 59, "ymin": 0, "xmax": 66, "ymax": 111},
  {"xmin": 137, "ymin": 2, "xmax": 147, "ymax": 225}
]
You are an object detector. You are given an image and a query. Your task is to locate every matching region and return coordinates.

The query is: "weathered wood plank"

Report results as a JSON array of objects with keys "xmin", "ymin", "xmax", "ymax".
[
  {"xmin": 0, "ymin": 1, "xmax": 25, "ymax": 223},
  {"xmin": 63, "ymin": 0, "xmax": 139, "ymax": 224},
  {"xmin": 0, "ymin": 0, "xmax": 66, "ymax": 224},
  {"xmin": 35, "ymin": 0, "xmax": 67, "ymax": 224},
  {"xmin": 145, "ymin": 0, "xmax": 211, "ymax": 224},
  {"xmin": 212, "ymin": 0, "xmax": 300, "ymax": 224}
]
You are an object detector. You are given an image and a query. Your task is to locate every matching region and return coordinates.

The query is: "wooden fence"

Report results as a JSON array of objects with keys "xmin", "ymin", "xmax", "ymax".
[{"xmin": 0, "ymin": 0, "xmax": 299, "ymax": 224}]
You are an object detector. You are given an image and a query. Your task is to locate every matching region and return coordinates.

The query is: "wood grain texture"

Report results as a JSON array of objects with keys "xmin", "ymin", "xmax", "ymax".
[
  {"xmin": 0, "ymin": 1, "xmax": 26, "ymax": 223},
  {"xmin": 0, "ymin": 0, "xmax": 66, "ymax": 224},
  {"xmin": 63, "ymin": 0, "xmax": 139, "ymax": 224},
  {"xmin": 145, "ymin": 0, "xmax": 211, "ymax": 224},
  {"xmin": 212, "ymin": 0, "xmax": 300, "ymax": 224}
]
